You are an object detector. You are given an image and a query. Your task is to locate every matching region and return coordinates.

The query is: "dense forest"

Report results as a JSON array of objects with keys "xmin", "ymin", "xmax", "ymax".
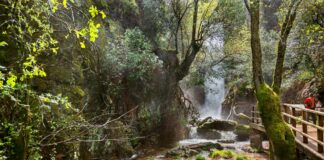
[{"xmin": 0, "ymin": 0, "xmax": 323, "ymax": 160}]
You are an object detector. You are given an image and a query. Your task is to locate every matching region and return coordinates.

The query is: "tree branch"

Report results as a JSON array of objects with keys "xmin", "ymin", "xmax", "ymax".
[
  {"xmin": 176, "ymin": 0, "xmax": 200, "ymax": 81},
  {"xmin": 243, "ymin": 0, "xmax": 251, "ymax": 15},
  {"xmin": 272, "ymin": 0, "xmax": 302, "ymax": 93}
]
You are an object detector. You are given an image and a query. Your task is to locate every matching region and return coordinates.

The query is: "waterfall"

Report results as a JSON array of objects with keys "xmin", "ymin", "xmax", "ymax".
[{"xmin": 199, "ymin": 66, "xmax": 225, "ymax": 119}]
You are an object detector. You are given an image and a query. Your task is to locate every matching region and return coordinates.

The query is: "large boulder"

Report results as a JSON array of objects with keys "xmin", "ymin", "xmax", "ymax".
[
  {"xmin": 196, "ymin": 128, "xmax": 222, "ymax": 139},
  {"xmin": 234, "ymin": 124, "xmax": 251, "ymax": 141},
  {"xmin": 198, "ymin": 118, "xmax": 237, "ymax": 131}
]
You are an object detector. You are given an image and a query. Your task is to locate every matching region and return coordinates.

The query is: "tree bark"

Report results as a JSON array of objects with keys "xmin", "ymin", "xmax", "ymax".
[
  {"xmin": 246, "ymin": 0, "xmax": 297, "ymax": 159},
  {"xmin": 272, "ymin": 0, "xmax": 302, "ymax": 93},
  {"xmin": 249, "ymin": 0, "xmax": 264, "ymax": 89}
]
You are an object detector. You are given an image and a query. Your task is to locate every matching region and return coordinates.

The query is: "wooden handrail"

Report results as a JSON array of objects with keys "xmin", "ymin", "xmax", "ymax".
[
  {"xmin": 318, "ymin": 115, "xmax": 324, "ymax": 153},
  {"xmin": 282, "ymin": 113, "xmax": 324, "ymax": 132},
  {"xmin": 287, "ymin": 124, "xmax": 324, "ymax": 146},
  {"xmin": 283, "ymin": 103, "xmax": 324, "ymax": 116},
  {"xmin": 251, "ymin": 103, "xmax": 324, "ymax": 158},
  {"xmin": 296, "ymin": 139, "xmax": 324, "ymax": 160}
]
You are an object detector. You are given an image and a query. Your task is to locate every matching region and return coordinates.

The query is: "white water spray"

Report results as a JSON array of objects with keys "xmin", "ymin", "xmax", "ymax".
[{"xmin": 199, "ymin": 66, "xmax": 225, "ymax": 119}]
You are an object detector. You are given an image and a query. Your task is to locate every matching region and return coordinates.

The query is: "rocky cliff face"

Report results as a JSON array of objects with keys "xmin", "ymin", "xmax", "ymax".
[
  {"xmin": 183, "ymin": 86, "xmax": 206, "ymax": 109},
  {"xmin": 282, "ymin": 78, "xmax": 324, "ymax": 105},
  {"xmin": 221, "ymin": 86, "xmax": 255, "ymax": 124},
  {"xmin": 222, "ymin": 78, "xmax": 324, "ymax": 124}
]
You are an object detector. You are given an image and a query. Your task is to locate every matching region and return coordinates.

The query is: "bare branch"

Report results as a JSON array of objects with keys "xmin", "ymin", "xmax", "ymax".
[{"xmin": 243, "ymin": 0, "xmax": 251, "ymax": 14}]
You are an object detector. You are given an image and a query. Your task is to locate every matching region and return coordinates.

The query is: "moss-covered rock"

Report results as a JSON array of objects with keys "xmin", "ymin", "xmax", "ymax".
[
  {"xmin": 198, "ymin": 119, "xmax": 237, "ymax": 131},
  {"xmin": 166, "ymin": 142, "xmax": 223, "ymax": 158},
  {"xmin": 234, "ymin": 124, "xmax": 250, "ymax": 141},
  {"xmin": 209, "ymin": 149, "xmax": 250, "ymax": 160}
]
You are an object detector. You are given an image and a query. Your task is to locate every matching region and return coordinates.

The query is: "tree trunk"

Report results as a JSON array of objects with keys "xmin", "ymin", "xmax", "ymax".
[
  {"xmin": 249, "ymin": 0, "xmax": 264, "ymax": 88},
  {"xmin": 246, "ymin": 0, "xmax": 297, "ymax": 159},
  {"xmin": 256, "ymin": 84, "xmax": 296, "ymax": 160},
  {"xmin": 272, "ymin": 0, "xmax": 302, "ymax": 93}
]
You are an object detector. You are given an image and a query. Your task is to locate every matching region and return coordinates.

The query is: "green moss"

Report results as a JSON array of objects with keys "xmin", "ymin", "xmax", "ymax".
[
  {"xmin": 210, "ymin": 150, "xmax": 250, "ymax": 160},
  {"xmin": 256, "ymin": 83, "xmax": 296, "ymax": 160},
  {"xmin": 236, "ymin": 155, "xmax": 249, "ymax": 160},
  {"xmin": 72, "ymin": 86, "xmax": 85, "ymax": 97},
  {"xmin": 210, "ymin": 150, "xmax": 234, "ymax": 159},
  {"xmin": 195, "ymin": 155, "xmax": 205, "ymax": 160}
]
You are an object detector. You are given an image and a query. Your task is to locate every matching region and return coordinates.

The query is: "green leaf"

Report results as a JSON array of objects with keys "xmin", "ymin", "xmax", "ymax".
[
  {"xmin": 89, "ymin": 20, "xmax": 99, "ymax": 42},
  {"xmin": 80, "ymin": 41, "xmax": 86, "ymax": 48},
  {"xmin": 100, "ymin": 11, "xmax": 106, "ymax": 19},
  {"xmin": 89, "ymin": 5, "xmax": 99, "ymax": 18},
  {"xmin": 6, "ymin": 73, "xmax": 17, "ymax": 87},
  {"xmin": 0, "ymin": 41, "xmax": 8, "ymax": 47},
  {"xmin": 63, "ymin": 0, "xmax": 67, "ymax": 8}
]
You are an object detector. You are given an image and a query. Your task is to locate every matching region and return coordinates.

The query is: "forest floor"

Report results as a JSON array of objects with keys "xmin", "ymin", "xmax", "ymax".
[{"xmin": 137, "ymin": 141, "xmax": 269, "ymax": 160}]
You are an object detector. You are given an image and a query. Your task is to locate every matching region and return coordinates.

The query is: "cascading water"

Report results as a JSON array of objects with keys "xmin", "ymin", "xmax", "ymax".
[
  {"xmin": 199, "ymin": 66, "xmax": 225, "ymax": 119},
  {"xmin": 183, "ymin": 28, "xmax": 236, "ymax": 141}
]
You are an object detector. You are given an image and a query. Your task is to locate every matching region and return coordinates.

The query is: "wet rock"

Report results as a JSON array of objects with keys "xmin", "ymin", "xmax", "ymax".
[
  {"xmin": 197, "ymin": 128, "xmax": 221, "ymax": 139},
  {"xmin": 166, "ymin": 142, "xmax": 223, "ymax": 158},
  {"xmin": 197, "ymin": 117, "xmax": 213, "ymax": 126},
  {"xmin": 198, "ymin": 118, "xmax": 237, "ymax": 131},
  {"xmin": 185, "ymin": 142, "xmax": 224, "ymax": 151},
  {"xmin": 166, "ymin": 147, "xmax": 199, "ymax": 158},
  {"xmin": 241, "ymin": 146, "xmax": 257, "ymax": 153},
  {"xmin": 217, "ymin": 139, "xmax": 235, "ymax": 143},
  {"xmin": 234, "ymin": 124, "xmax": 251, "ymax": 141}
]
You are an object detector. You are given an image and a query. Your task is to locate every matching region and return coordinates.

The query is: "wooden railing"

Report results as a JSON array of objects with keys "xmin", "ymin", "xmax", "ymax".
[
  {"xmin": 251, "ymin": 104, "xmax": 324, "ymax": 159},
  {"xmin": 282, "ymin": 104, "xmax": 324, "ymax": 157}
]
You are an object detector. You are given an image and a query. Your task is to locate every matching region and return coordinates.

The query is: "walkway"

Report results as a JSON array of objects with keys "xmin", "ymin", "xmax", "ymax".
[{"xmin": 251, "ymin": 104, "xmax": 324, "ymax": 160}]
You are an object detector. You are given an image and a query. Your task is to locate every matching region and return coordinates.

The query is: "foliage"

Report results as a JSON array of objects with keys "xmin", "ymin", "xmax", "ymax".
[
  {"xmin": 296, "ymin": 71, "xmax": 314, "ymax": 81},
  {"xmin": 105, "ymin": 28, "xmax": 160, "ymax": 82},
  {"xmin": 195, "ymin": 154, "xmax": 206, "ymax": 160},
  {"xmin": 187, "ymin": 69, "xmax": 205, "ymax": 86},
  {"xmin": 209, "ymin": 149, "xmax": 250, "ymax": 160},
  {"xmin": 210, "ymin": 149, "xmax": 235, "ymax": 159},
  {"xmin": 0, "ymin": 0, "xmax": 108, "ymax": 159}
]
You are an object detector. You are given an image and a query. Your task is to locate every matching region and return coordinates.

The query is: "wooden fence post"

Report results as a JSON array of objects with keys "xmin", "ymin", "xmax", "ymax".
[
  {"xmin": 302, "ymin": 110, "xmax": 308, "ymax": 143},
  {"xmin": 318, "ymin": 115, "xmax": 323, "ymax": 153},
  {"xmin": 283, "ymin": 105, "xmax": 289, "ymax": 123},
  {"xmin": 292, "ymin": 108, "xmax": 296, "ymax": 135}
]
